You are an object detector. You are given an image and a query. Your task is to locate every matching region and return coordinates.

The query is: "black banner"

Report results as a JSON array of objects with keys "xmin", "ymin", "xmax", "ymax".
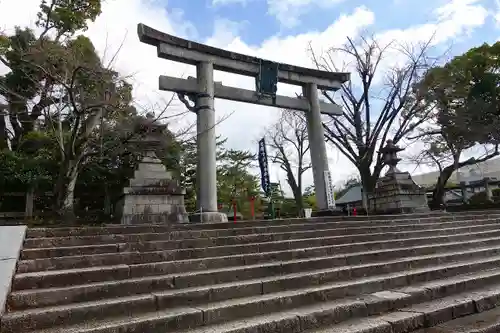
[{"xmin": 258, "ymin": 138, "xmax": 271, "ymax": 197}]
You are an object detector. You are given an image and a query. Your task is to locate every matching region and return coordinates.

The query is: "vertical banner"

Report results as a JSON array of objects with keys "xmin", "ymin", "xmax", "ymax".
[
  {"xmin": 324, "ymin": 170, "xmax": 336, "ymax": 209},
  {"xmin": 258, "ymin": 138, "xmax": 271, "ymax": 197}
]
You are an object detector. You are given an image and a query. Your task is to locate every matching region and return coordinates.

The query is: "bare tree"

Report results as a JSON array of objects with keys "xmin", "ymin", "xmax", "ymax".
[
  {"xmin": 266, "ymin": 109, "xmax": 311, "ymax": 215},
  {"xmin": 310, "ymin": 35, "xmax": 438, "ymax": 206}
]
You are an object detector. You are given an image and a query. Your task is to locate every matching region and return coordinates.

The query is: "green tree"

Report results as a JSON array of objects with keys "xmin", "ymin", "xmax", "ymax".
[
  {"xmin": 0, "ymin": 0, "xmax": 138, "ymax": 219},
  {"xmin": 0, "ymin": 131, "xmax": 59, "ymax": 213},
  {"xmin": 0, "ymin": 0, "xmax": 102, "ymax": 147},
  {"xmin": 411, "ymin": 42, "xmax": 500, "ymax": 207},
  {"xmin": 176, "ymin": 136, "xmax": 227, "ymax": 212},
  {"xmin": 0, "ymin": 132, "xmax": 58, "ymax": 192},
  {"xmin": 37, "ymin": 0, "xmax": 101, "ymax": 38},
  {"xmin": 74, "ymin": 110, "xmax": 147, "ymax": 216},
  {"xmin": 217, "ymin": 148, "xmax": 259, "ymax": 219},
  {"xmin": 175, "ymin": 136, "xmax": 260, "ymax": 218},
  {"xmin": 302, "ymin": 185, "xmax": 317, "ymax": 210}
]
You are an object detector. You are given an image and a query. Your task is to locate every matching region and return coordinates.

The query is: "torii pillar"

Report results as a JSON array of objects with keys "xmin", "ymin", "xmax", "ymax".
[
  {"xmin": 138, "ymin": 24, "xmax": 350, "ymax": 221},
  {"xmin": 303, "ymin": 83, "xmax": 332, "ymax": 214},
  {"xmin": 196, "ymin": 62, "xmax": 220, "ymax": 220}
]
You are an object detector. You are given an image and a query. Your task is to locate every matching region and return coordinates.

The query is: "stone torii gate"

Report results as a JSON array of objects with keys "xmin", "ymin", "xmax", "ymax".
[{"xmin": 138, "ymin": 23, "xmax": 350, "ymax": 222}]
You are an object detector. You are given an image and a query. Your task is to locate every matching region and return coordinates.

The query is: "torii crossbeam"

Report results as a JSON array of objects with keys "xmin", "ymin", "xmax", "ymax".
[{"xmin": 138, "ymin": 23, "xmax": 350, "ymax": 221}]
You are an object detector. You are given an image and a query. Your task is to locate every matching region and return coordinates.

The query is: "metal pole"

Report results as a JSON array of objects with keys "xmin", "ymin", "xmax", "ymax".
[{"xmin": 196, "ymin": 62, "xmax": 218, "ymax": 212}]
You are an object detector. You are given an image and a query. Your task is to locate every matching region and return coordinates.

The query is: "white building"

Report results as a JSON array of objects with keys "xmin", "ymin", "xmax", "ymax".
[{"xmin": 412, "ymin": 157, "xmax": 500, "ymax": 188}]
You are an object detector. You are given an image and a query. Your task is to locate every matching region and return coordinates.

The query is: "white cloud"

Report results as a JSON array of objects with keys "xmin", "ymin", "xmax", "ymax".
[
  {"xmin": 494, "ymin": 0, "xmax": 500, "ymax": 26},
  {"xmin": 205, "ymin": 18, "xmax": 248, "ymax": 47},
  {"xmin": 212, "ymin": 0, "xmax": 251, "ymax": 6},
  {"xmin": 0, "ymin": 0, "xmax": 493, "ymax": 196},
  {"xmin": 267, "ymin": 0, "xmax": 346, "ymax": 28},
  {"xmin": 211, "ymin": 0, "xmax": 347, "ymax": 28}
]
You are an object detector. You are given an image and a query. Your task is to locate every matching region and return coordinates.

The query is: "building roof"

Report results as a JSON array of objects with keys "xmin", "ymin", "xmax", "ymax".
[
  {"xmin": 335, "ymin": 185, "xmax": 362, "ymax": 204},
  {"xmin": 412, "ymin": 157, "xmax": 500, "ymax": 187}
]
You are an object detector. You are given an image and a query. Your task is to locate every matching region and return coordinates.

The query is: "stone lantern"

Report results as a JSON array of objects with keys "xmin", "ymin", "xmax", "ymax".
[
  {"xmin": 129, "ymin": 112, "xmax": 168, "ymax": 153},
  {"xmin": 118, "ymin": 113, "xmax": 189, "ymax": 224},
  {"xmin": 368, "ymin": 140, "xmax": 429, "ymax": 214},
  {"xmin": 380, "ymin": 139, "xmax": 404, "ymax": 173}
]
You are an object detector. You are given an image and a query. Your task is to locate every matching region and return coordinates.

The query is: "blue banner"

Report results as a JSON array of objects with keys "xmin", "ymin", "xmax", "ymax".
[{"xmin": 258, "ymin": 138, "xmax": 271, "ymax": 197}]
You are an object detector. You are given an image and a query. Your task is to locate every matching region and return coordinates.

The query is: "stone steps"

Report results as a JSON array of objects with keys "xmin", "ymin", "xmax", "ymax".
[
  {"xmin": 23, "ymin": 214, "xmax": 500, "ymax": 244},
  {"xmin": 21, "ymin": 267, "xmax": 500, "ymax": 333},
  {"xmin": 11, "ymin": 236, "xmax": 500, "ymax": 303},
  {"xmin": 20, "ymin": 218, "xmax": 500, "ymax": 250},
  {"xmin": 3, "ymin": 214, "xmax": 500, "ymax": 332},
  {"xmin": 9, "ymin": 245, "xmax": 500, "ymax": 311},
  {"xmin": 307, "ymin": 273, "xmax": 500, "ymax": 333},
  {"xmin": 22, "ymin": 220, "xmax": 497, "ymax": 250},
  {"xmin": 412, "ymin": 306, "xmax": 500, "ymax": 333},
  {"xmin": 17, "ymin": 221, "xmax": 500, "ymax": 273},
  {"xmin": 13, "ymin": 230, "xmax": 500, "ymax": 289},
  {"xmin": 4, "ymin": 254, "xmax": 500, "ymax": 332},
  {"xmin": 25, "ymin": 212, "xmax": 488, "ymax": 238},
  {"xmin": 180, "ymin": 267, "xmax": 500, "ymax": 333},
  {"xmin": 19, "ymin": 220, "xmax": 500, "ymax": 264}
]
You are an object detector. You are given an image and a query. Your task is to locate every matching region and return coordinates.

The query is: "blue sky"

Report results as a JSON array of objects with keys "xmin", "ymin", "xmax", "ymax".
[
  {"xmin": 166, "ymin": 0, "xmax": 499, "ymax": 51},
  {"xmin": 157, "ymin": 0, "xmax": 500, "ymax": 187}
]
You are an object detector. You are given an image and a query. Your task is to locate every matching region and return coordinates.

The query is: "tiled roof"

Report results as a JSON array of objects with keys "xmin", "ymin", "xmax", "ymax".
[{"xmin": 335, "ymin": 185, "xmax": 362, "ymax": 204}]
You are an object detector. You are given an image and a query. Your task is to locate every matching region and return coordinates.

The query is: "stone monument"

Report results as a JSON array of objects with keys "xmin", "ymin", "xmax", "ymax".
[
  {"xmin": 119, "ymin": 113, "xmax": 189, "ymax": 224},
  {"xmin": 368, "ymin": 140, "xmax": 429, "ymax": 214}
]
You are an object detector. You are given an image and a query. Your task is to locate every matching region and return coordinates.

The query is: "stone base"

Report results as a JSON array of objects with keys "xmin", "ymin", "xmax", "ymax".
[
  {"xmin": 370, "ymin": 193, "xmax": 430, "ymax": 214},
  {"xmin": 121, "ymin": 212, "xmax": 189, "ymax": 225},
  {"xmin": 119, "ymin": 192, "xmax": 189, "ymax": 225},
  {"xmin": 189, "ymin": 212, "xmax": 228, "ymax": 223},
  {"xmin": 369, "ymin": 170, "xmax": 429, "ymax": 215},
  {"xmin": 311, "ymin": 209, "xmax": 344, "ymax": 217},
  {"xmin": 372, "ymin": 206, "xmax": 430, "ymax": 215}
]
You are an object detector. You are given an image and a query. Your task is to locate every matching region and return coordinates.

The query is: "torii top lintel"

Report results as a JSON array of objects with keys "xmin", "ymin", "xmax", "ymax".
[{"xmin": 138, "ymin": 23, "xmax": 350, "ymax": 91}]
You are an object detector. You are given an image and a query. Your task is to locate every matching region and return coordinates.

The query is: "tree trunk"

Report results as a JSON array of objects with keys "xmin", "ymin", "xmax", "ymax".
[
  {"xmin": 285, "ymin": 169, "xmax": 303, "ymax": 217},
  {"xmin": 431, "ymin": 167, "xmax": 453, "ymax": 210},
  {"xmin": 358, "ymin": 164, "xmax": 374, "ymax": 212},
  {"xmin": 0, "ymin": 114, "xmax": 9, "ymax": 149},
  {"xmin": 293, "ymin": 190, "xmax": 304, "ymax": 217},
  {"xmin": 104, "ymin": 185, "xmax": 111, "ymax": 216},
  {"xmin": 25, "ymin": 186, "xmax": 35, "ymax": 219},
  {"xmin": 54, "ymin": 159, "xmax": 79, "ymax": 222}
]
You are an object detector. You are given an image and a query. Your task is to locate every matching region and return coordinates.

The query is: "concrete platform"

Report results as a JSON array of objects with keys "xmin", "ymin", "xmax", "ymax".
[
  {"xmin": 0, "ymin": 225, "xmax": 26, "ymax": 316},
  {"xmin": 189, "ymin": 211, "xmax": 228, "ymax": 223}
]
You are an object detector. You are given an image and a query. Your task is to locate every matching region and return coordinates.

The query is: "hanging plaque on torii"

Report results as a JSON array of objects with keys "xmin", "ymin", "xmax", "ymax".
[
  {"xmin": 138, "ymin": 23, "xmax": 350, "ymax": 220},
  {"xmin": 256, "ymin": 60, "xmax": 278, "ymax": 100}
]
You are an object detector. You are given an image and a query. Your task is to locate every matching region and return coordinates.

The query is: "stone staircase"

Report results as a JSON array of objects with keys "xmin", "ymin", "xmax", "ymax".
[{"xmin": 3, "ymin": 212, "xmax": 500, "ymax": 332}]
